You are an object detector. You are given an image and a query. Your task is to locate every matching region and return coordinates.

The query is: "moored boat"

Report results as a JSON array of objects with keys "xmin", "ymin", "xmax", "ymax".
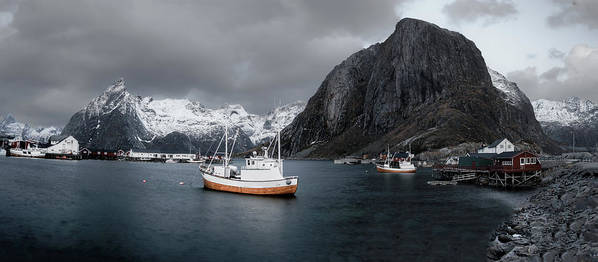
[
  {"xmin": 200, "ymin": 125, "xmax": 297, "ymax": 195},
  {"xmin": 376, "ymin": 145, "xmax": 416, "ymax": 174},
  {"xmin": 7, "ymin": 140, "xmax": 46, "ymax": 158}
]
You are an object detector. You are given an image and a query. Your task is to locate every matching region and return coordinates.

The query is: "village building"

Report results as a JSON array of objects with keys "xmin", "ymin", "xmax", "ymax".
[
  {"xmin": 79, "ymin": 148, "xmax": 124, "ymax": 160},
  {"xmin": 43, "ymin": 135, "xmax": 80, "ymax": 159},
  {"xmin": 126, "ymin": 149, "xmax": 198, "ymax": 162},
  {"xmin": 477, "ymin": 138, "xmax": 515, "ymax": 154}
]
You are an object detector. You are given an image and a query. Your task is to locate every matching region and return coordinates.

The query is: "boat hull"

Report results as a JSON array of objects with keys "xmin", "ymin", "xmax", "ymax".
[
  {"xmin": 202, "ymin": 172, "xmax": 298, "ymax": 195},
  {"xmin": 8, "ymin": 149, "xmax": 46, "ymax": 158},
  {"xmin": 376, "ymin": 165, "xmax": 416, "ymax": 173}
]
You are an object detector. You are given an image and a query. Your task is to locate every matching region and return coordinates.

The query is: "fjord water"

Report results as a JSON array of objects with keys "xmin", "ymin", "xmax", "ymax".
[{"xmin": 0, "ymin": 157, "xmax": 529, "ymax": 261}]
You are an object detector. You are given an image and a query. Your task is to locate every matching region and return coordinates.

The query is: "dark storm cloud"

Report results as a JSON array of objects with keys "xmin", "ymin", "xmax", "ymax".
[
  {"xmin": 508, "ymin": 44, "xmax": 598, "ymax": 103},
  {"xmin": 547, "ymin": 0, "xmax": 598, "ymax": 30},
  {"xmin": 0, "ymin": 0, "xmax": 410, "ymax": 126},
  {"xmin": 442, "ymin": 0, "xmax": 517, "ymax": 25}
]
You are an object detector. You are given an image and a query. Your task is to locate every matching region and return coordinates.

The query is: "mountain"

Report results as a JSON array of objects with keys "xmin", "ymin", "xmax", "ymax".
[
  {"xmin": 0, "ymin": 114, "xmax": 61, "ymax": 142},
  {"xmin": 280, "ymin": 18, "xmax": 556, "ymax": 158},
  {"xmin": 61, "ymin": 78, "xmax": 306, "ymax": 152},
  {"xmin": 532, "ymin": 97, "xmax": 598, "ymax": 148}
]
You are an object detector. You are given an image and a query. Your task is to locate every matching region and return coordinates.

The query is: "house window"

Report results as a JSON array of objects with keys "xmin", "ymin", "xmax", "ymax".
[
  {"xmin": 520, "ymin": 158, "xmax": 525, "ymax": 165},
  {"xmin": 503, "ymin": 161, "xmax": 512, "ymax": 166},
  {"xmin": 500, "ymin": 145, "xmax": 504, "ymax": 148}
]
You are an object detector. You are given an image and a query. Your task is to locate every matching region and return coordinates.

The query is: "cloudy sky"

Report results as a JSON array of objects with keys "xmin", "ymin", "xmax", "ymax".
[{"xmin": 0, "ymin": 0, "xmax": 597, "ymax": 127}]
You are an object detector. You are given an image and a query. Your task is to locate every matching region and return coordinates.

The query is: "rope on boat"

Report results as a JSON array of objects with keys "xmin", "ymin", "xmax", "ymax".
[{"xmin": 206, "ymin": 132, "xmax": 225, "ymax": 170}]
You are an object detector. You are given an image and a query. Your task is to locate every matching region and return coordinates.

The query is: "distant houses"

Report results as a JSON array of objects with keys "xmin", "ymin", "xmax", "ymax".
[
  {"xmin": 4, "ymin": 134, "xmax": 201, "ymax": 162},
  {"xmin": 126, "ymin": 149, "xmax": 197, "ymax": 162}
]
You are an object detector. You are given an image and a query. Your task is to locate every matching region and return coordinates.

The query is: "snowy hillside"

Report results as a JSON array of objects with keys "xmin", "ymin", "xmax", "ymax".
[
  {"xmin": 532, "ymin": 97, "xmax": 597, "ymax": 126},
  {"xmin": 488, "ymin": 67, "xmax": 529, "ymax": 108},
  {"xmin": 0, "ymin": 114, "xmax": 61, "ymax": 142},
  {"xmin": 62, "ymin": 78, "xmax": 305, "ymax": 150},
  {"xmin": 531, "ymin": 97, "xmax": 598, "ymax": 147}
]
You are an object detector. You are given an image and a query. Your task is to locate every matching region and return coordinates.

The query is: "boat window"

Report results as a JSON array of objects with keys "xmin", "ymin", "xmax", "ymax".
[{"xmin": 252, "ymin": 161, "xmax": 255, "ymax": 165}]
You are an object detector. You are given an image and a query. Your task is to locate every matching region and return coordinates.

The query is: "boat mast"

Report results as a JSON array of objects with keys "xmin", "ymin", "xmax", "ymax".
[
  {"xmin": 225, "ymin": 119, "xmax": 228, "ymax": 169},
  {"xmin": 386, "ymin": 145, "xmax": 390, "ymax": 165},
  {"xmin": 278, "ymin": 130, "xmax": 282, "ymax": 175}
]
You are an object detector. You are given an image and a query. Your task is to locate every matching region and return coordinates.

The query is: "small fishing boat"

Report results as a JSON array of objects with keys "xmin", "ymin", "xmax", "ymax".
[
  {"xmin": 376, "ymin": 145, "xmax": 416, "ymax": 173},
  {"xmin": 165, "ymin": 159, "xmax": 177, "ymax": 163},
  {"xmin": 200, "ymin": 124, "xmax": 298, "ymax": 195},
  {"xmin": 333, "ymin": 156, "xmax": 361, "ymax": 165},
  {"xmin": 7, "ymin": 140, "xmax": 46, "ymax": 158}
]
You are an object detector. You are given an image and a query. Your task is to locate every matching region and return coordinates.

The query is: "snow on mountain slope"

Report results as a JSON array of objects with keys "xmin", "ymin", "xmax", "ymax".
[
  {"xmin": 64, "ymin": 78, "xmax": 306, "ymax": 149},
  {"xmin": 0, "ymin": 114, "xmax": 61, "ymax": 141},
  {"xmin": 488, "ymin": 67, "xmax": 529, "ymax": 107},
  {"xmin": 532, "ymin": 97, "xmax": 598, "ymax": 126}
]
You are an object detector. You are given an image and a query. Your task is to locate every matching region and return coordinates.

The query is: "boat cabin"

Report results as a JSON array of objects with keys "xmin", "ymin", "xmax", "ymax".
[{"xmin": 240, "ymin": 149, "xmax": 283, "ymax": 181}]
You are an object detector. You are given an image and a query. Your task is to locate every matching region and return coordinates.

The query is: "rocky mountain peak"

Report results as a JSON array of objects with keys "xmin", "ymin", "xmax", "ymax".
[
  {"xmin": 564, "ymin": 96, "xmax": 595, "ymax": 112},
  {"xmin": 0, "ymin": 114, "xmax": 61, "ymax": 141},
  {"xmin": 281, "ymin": 18, "xmax": 556, "ymax": 158},
  {"xmin": 1, "ymin": 113, "xmax": 16, "ymax": 125},
  {"xmin": 106, "ymin": 77, "xmax": 126, "ymax": 93},
  {"xmin": 488, "ymin": 67, "xmax": 530, "ymax": 108}
]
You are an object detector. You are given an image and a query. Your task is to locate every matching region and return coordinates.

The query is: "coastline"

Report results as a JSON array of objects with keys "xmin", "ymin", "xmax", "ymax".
[{"xmin": 487, "ymin": 163, "xmax": 598, "ymax": 261}]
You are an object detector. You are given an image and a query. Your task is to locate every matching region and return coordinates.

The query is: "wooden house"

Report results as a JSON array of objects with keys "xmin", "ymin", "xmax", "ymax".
[
  {"xmin": 478, "ymin": 138, "xmax": 515, "ymax": 154},
  {"xmin": 492, "ymin": 151, "xmax": 541, "ymax": 173}
]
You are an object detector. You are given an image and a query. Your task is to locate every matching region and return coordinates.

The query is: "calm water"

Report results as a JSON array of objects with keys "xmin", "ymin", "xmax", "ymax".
[{"xmin": 0, "ymin": 157, "xmax": 530, "ymax": 261}]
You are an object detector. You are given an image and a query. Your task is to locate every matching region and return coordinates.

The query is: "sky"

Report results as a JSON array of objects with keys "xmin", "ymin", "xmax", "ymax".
[{"xmin": 0, "ymin": 0, "xmax": 597, "ymax": 127}]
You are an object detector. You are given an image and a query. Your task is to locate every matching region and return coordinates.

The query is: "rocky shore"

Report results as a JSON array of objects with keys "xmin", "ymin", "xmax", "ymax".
[{"xmin": 488, "ymin": 163, "xmax": 598, "ymax": 261}]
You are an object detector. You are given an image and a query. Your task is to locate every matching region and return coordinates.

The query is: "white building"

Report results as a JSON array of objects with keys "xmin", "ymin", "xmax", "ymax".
[
  {"xmin": 478, "ymin": 138, "xmax": 515, "ymax": 154},
  {"xmin": 45, "ymin": 136, "xmax": 79, "ymax": 155},
  {"xmin": 127, "ymin": 150, "xmax": 197, "ymax": 162}
]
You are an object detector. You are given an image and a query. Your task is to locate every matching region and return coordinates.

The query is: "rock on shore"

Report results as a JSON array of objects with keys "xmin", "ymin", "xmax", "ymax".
[{"xmin": 487, "ymin": 163, "xmax": 598, "ymax": 261}]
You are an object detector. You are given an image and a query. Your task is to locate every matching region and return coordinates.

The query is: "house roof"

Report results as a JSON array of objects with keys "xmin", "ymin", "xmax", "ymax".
[
  {"xmin": 487, "ymin": 138, "xmax": 507, "ymax": 148},
  {"xmin": 495, "ymin": 151, "xmax": 522, "ymax": 159},
  {"xmin": 467, "ymin": 153, "xmax": 497, "ymax": 159},
  {"xmin": 49, "ymin": 134, "xmax": 69, "ymax": 142}
]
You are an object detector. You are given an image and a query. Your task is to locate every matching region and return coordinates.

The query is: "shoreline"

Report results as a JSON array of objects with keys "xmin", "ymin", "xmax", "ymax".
[{"xmin": 487, "ymin": 163, "xmax": 597, "ymax": 261}]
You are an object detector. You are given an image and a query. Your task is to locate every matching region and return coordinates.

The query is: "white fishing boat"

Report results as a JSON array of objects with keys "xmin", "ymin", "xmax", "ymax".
[
  {"xmin": 7, "ymin": 140, "xmax": 46, "ymax": 158},
  {"xmin": 376, "ymin": 145, "xmax": 416, "ymax": 174},
  {"xmin": 165, "ymin": 158, "xmax": 177, "ymax": 163},
  {"xmin": 185, "ymin": 158, "xmax": 205, "ymax": 164},
  {"xmin": 200, "ymin": 124, "xmax": 298, "ymax": 195}
]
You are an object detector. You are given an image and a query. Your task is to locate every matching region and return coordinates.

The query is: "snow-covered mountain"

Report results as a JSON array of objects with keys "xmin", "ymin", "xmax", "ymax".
[
  {"xmin": 532, "ymin": 97, "xmax": 598, "ymax": 126},
  {"xmin": 532, "ymin": 97, "xmax": 598, "ymax": 147},
  {"xmin": 61, "ymin": 78, "xmax": 305, "ymax": 151},
  {"xmin": 0, "ymin": 114, "xmax": 61, "ymax": 142},
  {"xmin": 488, "ymin": 67, "xmax": 530, "ymax": 109}
]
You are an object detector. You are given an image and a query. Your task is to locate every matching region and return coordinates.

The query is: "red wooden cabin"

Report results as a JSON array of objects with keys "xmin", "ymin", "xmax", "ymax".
[{"xmin": 492, "ymin": 151, "xmax": 541, "ymax": 173}]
